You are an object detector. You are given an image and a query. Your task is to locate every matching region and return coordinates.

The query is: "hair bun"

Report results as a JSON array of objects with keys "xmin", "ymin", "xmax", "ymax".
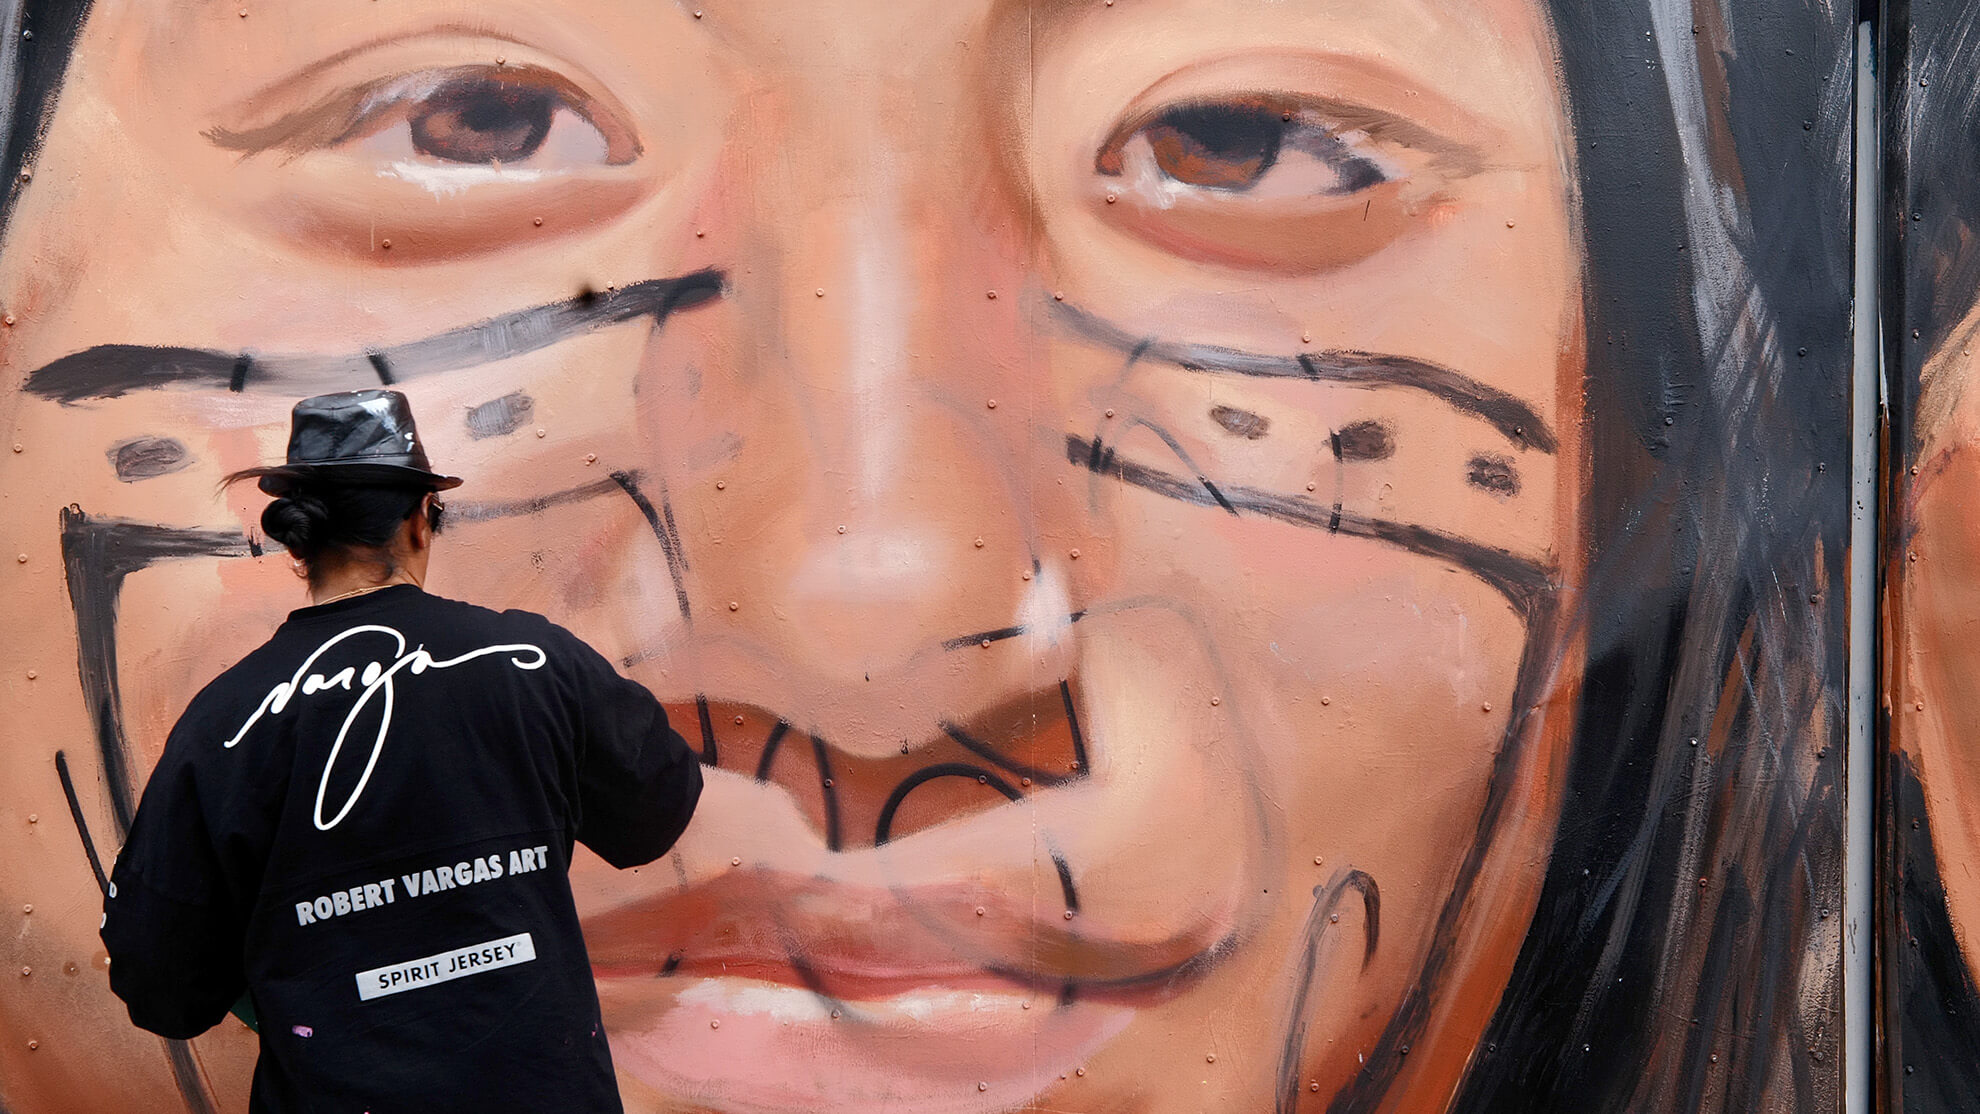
[{"xmin": 262, "ymin": 491, "xmax": 331, "ymax": 559}]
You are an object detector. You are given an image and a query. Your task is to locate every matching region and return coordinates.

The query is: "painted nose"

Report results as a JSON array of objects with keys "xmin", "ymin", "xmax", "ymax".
[{"xmin": 656, "ymin": 171, "xmax": 1059, "ymax": 750}]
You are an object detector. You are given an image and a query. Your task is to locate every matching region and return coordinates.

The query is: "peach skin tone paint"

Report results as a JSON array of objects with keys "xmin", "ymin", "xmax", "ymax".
[{"xmin": 0, "ymin": 0, "xmax": 1851, "ymax": 1111}]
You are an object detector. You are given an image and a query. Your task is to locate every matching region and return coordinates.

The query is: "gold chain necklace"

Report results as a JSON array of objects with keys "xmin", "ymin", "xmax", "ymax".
[{"xmin": 313, "ymin": 581, "xmax": 412, "ymax": 607}]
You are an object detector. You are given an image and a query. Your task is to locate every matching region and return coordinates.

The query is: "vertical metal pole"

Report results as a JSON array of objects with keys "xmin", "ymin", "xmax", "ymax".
[{"xmin": 1845, "ymin": 18, "xmax": 1879, "ymax": 1114}]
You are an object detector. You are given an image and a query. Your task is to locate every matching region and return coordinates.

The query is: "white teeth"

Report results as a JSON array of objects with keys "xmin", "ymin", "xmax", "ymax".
[
  {"xmin": 675, "ymin": 978, "xmax": 1030, "ymax": 1025},
  {"xmin": 678, "ymin": 980, "xmax": 834, "ymax": 1022}
]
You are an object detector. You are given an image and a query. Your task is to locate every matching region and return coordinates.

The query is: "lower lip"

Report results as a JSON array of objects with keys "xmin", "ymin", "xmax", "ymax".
[{"xmin": 598, "ymin": 974, "xmax": 1134, "ymax": 1114}]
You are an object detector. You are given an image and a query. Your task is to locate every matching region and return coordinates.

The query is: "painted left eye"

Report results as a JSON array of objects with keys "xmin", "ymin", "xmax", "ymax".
[
  {"xmin": 404, "ymin": 77, "xmax": 561, "ymax": 165},
  {"xmin": 1097, "ymin": 96, "xmax": 1397, "ymax": 199}
]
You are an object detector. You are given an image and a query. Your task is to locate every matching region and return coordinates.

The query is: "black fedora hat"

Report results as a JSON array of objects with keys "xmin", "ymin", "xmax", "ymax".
[{"xmin": 248, "ymin": 390, "xmax": 463, "ymax": 494}]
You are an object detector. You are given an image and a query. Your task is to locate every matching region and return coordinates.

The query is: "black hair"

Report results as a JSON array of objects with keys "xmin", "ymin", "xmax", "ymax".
[
  {"xmin": 1450, "ymin": 1, "xmax": 1853, "ymax": 1110},
  {"xmin": 220, "ymin": 471, "xmax": 440, "ymax": 586}
]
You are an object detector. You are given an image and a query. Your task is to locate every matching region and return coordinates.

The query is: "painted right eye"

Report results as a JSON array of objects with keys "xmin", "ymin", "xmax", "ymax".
[
  {"xmin": 1098, "ymin": 96, "xmax": 1398, "ymax": 199},
  {"xmin": 1089, "ymin": 92, "xmax": 1452, "ymax": 273},
  {"xmin": 344, "ymin": 67, "xmax": 640, "ymax": 173}
]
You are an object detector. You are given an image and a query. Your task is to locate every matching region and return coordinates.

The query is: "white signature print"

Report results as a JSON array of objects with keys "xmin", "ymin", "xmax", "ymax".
[{"xmin": 222, "ymin": 625, "xmax": 547, "ymax": 829}]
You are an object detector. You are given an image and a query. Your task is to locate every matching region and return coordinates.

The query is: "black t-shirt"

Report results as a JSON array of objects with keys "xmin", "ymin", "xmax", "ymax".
[{"xmin": 100, "ymin": 585, "xmax": 702, "ymax": 1113}]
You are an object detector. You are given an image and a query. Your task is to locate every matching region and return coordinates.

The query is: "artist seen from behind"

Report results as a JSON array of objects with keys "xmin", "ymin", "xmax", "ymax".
[{"xmin": 99, "ymin": 389, "xmax": 703, "ymax": 1112}]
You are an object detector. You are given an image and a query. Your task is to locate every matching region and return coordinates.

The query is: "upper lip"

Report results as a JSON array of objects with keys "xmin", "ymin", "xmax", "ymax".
[{"xmin": 582, "ymin": 866, "xmax": 1232, "ymax": 1005}]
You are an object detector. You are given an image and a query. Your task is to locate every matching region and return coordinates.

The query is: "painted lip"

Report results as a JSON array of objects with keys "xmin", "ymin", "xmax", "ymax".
[{"xmin": 584, "ymin": 869, "xmax": 1221, "ymax": 1114}]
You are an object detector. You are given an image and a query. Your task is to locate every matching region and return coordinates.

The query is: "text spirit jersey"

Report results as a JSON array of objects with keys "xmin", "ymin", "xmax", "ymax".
[{"xmin": 101, "ymin": 585, "xmax": 703, "ymax": 1113}]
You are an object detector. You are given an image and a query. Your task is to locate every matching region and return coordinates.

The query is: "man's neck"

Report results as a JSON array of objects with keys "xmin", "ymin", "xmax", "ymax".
[{"xmin": 309, "ymin": 567, "xmax": 417, "ymax": 606}]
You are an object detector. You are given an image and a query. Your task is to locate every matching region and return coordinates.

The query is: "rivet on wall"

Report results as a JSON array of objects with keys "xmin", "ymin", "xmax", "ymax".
[{"xmin": 26, "ymin": 671, "xmax": 36, "ymax": 680}]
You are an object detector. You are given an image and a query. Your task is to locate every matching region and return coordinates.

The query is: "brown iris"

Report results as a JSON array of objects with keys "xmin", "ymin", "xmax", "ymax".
[
  {"xmin": 407, "ymin": 78, "xmax": 558, "ymax": 164},
  {"xmin": 1139, "ymin": 100, "xmax": 1289, "ymax": 190}
]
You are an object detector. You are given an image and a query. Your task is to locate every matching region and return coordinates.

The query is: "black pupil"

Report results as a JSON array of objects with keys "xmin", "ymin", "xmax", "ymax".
[
  {"xmin": 1145, "ymin": 104, "xmax": 1286, "ymax": 190},
  {"xmin": 409, "ymin": 80, "xmax": 558, "ymax": 165}
]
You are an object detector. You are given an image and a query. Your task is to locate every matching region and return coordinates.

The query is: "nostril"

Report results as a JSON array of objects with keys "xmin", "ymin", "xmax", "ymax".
[{"xmin": 679, "ymin": 679, "xmax": 1091, "ymax": 851}]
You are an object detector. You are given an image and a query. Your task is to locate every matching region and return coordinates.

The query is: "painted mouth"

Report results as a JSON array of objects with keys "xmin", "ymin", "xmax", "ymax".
[
  {"xmin": 585, "ymin": 868, "xmax": 1211, "ymax": 1114},
  {"xmin": 581, "ymin": 686, "xmax": 1230, "ymax": 1113}
]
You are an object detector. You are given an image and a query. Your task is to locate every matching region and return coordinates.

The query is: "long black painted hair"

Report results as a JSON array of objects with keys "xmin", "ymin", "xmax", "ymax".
[
  {"xmin": 1452, "ymin": 1, "xmax": 1853, "ymax": 1110},
  {"xmin": 0, "ymin": 1, "xmax": 1852, "ymax": 1111},
  {"xmin": 1880, "ymin": 0, "xmax": 1980, "ymax": 1109}
]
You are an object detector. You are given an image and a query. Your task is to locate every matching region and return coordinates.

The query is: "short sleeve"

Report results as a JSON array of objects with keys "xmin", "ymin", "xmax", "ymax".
[
  {"xmin": 100, "ymin": 739, "xmax": 249, "ymax": 1040},
  {"xmin": 560, "ymin": 630, "xmax": 704, "ymax": 869}
]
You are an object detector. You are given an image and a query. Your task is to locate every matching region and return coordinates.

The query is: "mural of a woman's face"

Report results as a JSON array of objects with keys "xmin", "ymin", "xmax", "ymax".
[{"xmin": 0, "ymin": 0, "xmax": 1584, "ymax": 1110}]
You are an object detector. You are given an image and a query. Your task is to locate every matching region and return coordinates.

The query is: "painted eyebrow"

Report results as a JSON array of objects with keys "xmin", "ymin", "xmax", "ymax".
[
  {"xmin": 23, "ymin": 269, "xmax": 724, "ymax": 404},
  {"xmin": 1049, "ymin": 298, "xmax": 1556, "ymax": 454}
]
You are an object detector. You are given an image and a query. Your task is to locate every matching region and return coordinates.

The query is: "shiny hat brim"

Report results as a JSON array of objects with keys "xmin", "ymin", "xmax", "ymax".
[{"xmin": 251, "ymin": 462, "xmax": 464, "ymax": 495}]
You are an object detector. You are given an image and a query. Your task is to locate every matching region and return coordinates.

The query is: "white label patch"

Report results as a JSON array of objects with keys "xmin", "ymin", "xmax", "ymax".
[{"xmin": 355, "ymin": 932, "xmax": 536, "ymax": 1001}]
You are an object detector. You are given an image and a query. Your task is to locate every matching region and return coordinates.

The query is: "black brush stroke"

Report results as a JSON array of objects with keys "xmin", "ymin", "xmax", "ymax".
[
  {"xmin": 609, "ymin": 471, "xmax": 694, "ymax": 623},
  {"xmin": 939, "ymin": 722, "xmax": 1079, "ymax": 788},
  {"xmin": 1067, "ymin": 434, "xmax": 1553, "ymax": 616},
  {"xmin": 755, "ymin": 721, "xmax": 791, "ymax": 783},
  {"xmin": 1275, "ymin": 870, "xmax": 1381, "ymax": 1114},
  {"xmin": 160, "ymin": 1040, "xmax": 217, "ymax": 1114},
  {"xmin": 938, "ymin": 612, "xmax": 1086, "ymax": 652},
  {"xmin": 874, "ymin": 763, "xmax": 1023, "ymax": 845},
  {"xmin": 693, "ymin": 695, "xmax": 718, "ymax": 767},
  {"xmin": 25, "ymin": 270, "xmax": 725, "ymax": 403},
  {"xmin": 55, "ymin": 751, "xmax": 108, "ymax": 893},
  {"xmin": 1049, "ymin": 299, "xmax": 1556, "ymax": 453},
  {"xmin": 810, "ymin": 734, "xmax": 843, "ymax": 853},
  {"xmin": 450, "ymin": 476, "xmax": 628, "ymax": 524},
  {"xmin": 1060, "ymin": 680, "xmax": 1091, "ymax": 772},
  {"xmin": 60, "ymin": 510, "xmax": 254, "ymax": 835}
]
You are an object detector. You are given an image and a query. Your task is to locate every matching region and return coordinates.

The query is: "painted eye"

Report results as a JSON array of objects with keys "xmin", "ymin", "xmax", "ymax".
[
  {"xmin": 1090, "ymin": 94, "xmax": 1438, "ymax": 272},
  {"xmin": 405, "ymin": 77, "xmax": 560, "ymax": 164},
  {"xmin": 1098, "ymin": 96, "xmax": 1397, "ymax": 201},
  {"xmin": 351, "ymin": 69, "xmax": 632, "ymax": 170}
]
